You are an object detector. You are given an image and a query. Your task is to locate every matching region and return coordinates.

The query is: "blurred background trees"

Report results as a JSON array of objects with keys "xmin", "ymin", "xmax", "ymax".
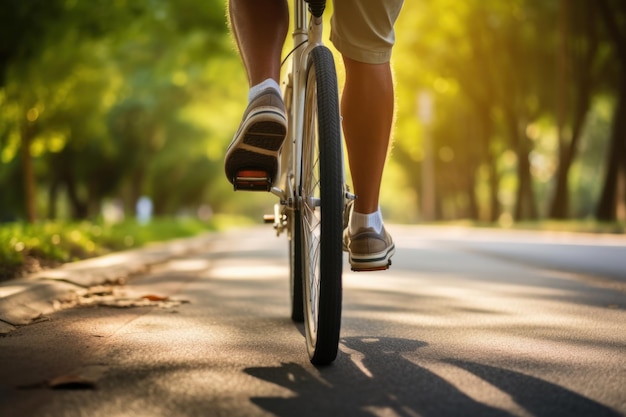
[
  {"xmin": 1, "ymin": 0, "xmax": 624, "ymax": 226},
  {"xmin": 392, "ymin": 0, "xmax": 625, "ymax": 224}
]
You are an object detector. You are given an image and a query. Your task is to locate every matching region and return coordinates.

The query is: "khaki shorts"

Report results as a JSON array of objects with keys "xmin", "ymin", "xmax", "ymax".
[{"xmin": 330, "ymin": 0, "xmax": 404, "ymax": 64}]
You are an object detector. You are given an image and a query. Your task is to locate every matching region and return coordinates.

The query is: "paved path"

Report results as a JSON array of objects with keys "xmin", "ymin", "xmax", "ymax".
[{"xmin": 0, "ymin": 225, "xmax": 624, "ymax": 417}]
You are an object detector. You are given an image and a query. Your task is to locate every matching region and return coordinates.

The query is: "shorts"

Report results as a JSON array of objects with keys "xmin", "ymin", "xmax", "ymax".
[{"xmin": 330, "ymin": 0, "xmax": 404, "ymax": 64}]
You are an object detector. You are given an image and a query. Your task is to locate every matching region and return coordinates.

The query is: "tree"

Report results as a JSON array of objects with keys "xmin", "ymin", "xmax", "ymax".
[
  {"xmin": 549, "ymin": 0, "xmax": 602, "ymax": 219},
  {"xmin": 394, "ymin": 0, "xmax": 558, "ymax": 222},
  {"xmin": 0, "ymin": 0, "xmax": 237, "ymax": 222},
  {"xmin": 1, "ymin": 0, "xmax": 152, "ymax": 222},
  {"xmin": 595, "ymin": 0, "xmax": 626, "ymax": 221}
]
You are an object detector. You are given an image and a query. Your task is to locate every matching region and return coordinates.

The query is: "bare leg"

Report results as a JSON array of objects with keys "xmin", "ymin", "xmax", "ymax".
[
  {"xmin": 341, "ymin": 57, "xmax": 394, "ymax": 214},
  {"xmin": 228, "ymin": 0, "xmax": 289, "ymax": 87}
]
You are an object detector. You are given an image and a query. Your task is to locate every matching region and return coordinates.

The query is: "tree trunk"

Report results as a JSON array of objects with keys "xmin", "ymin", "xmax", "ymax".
[
  {"xmin": 550, "ymin": 0, "xmax": 597, "ymax": 219},
  {"xmin": 596, "ymin": 81, "xmax": 626, "ymax": 221},
  {"xmin": 514, "ymin": 144, "xmax": 538, "ymax": 221},
  {"xmin": 477, "ymin": 106, "xmax": 499, "ymax": 223},
  {"xmin": 64, "ymin": 174, "xmax": 88, "ymax": 219},
  {"xmin": 550, "ymin": 92, "xmax": 592, "ymax": 219},
  {"xmin": 550, "ymin": 0, "xmax": 571, "ymax": 219},
  {"xmin": 595, "ymin": 0, "xmax": 626, "ymax": 221},
  {"xmin": 47, "ymin": 180, "xmax": 59, "ymax": 220},
  {"xmin": 87, "ymin": 189, "xmax": 102, "ymax": 219},
  {"xmin": 504, "ymin": 107, "xmax": 538, "ymax": 221},
  {"xmin": 467, "ymin": 175, "xmax": 479, "ymax": 220},
  {"xmin": 479, "ymin": 110, "xmax": 499, "ymax": 222},
  {"xmin": 488, "ymin": 152, "xmax": 499, "ymax": 222},
  {"xmin": 20, "ymin": 121, "xmax": 36, "ymax": 223}
]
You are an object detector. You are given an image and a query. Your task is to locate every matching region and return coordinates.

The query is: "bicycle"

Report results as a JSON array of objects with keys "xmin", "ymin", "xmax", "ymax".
[{"xmin": 232, "ymin": 0, "xmax": 348, "ymax": 365}]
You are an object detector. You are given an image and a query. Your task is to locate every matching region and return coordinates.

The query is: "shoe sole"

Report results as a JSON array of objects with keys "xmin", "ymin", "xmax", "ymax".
[
  {"xmin": 349, "ymin": 244, "xmax": 395, "ymax": 272},
  {"xmin": 225, "ymin": 108, "xmax": 287, "ymax": 185}
]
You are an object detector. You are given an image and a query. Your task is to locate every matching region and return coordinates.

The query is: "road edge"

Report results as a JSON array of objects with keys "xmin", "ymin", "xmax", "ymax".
[{"xmin": 0, "ymin": 232, "xmax": 216, "ymax": 334}]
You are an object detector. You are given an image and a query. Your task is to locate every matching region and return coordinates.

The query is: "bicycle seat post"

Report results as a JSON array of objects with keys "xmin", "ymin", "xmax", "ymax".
[
  {"xmin": 294, "ymin": 0, "xmax": 308, "ymax": 40},
  {"xmin": 304, "ymin": 1, "xmax": 324, "ymax": 47}
]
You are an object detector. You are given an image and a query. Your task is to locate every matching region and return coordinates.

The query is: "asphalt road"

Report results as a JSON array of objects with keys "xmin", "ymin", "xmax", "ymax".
[{"xmin": 0, "ymin": 225, "xmax": 625, "ymax": 417}]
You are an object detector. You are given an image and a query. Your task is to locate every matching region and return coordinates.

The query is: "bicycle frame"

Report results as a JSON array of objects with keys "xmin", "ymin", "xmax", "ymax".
[
  {"xmin": 270, "ymin": 0, "xmax": 326, "ymax": 234},
  {"xmin": 265, "ymin": 0, "xmax": 347, "ymax": 364}
]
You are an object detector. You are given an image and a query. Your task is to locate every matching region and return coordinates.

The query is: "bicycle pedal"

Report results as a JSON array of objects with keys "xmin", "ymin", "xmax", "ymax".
[
  {"xmin": 351, "ymin": 260, "xmax": 391, "ymax": 272},
  {"xmin": 233, "ymin": 170, "xmax": 272, "ymax": 192}
]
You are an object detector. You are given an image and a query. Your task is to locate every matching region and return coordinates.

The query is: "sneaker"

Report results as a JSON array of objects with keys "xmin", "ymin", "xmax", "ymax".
[
  {"xmin": 343, "ymin": 225, "xmax": 395, "ymax": 271},
  {"xmin": 225, "ymin": 88, "xmax": 287, "ymax": 187}
]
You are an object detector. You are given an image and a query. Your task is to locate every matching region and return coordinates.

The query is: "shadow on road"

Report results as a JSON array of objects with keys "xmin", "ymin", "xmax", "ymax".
[
  {"xmin": 245, "ymin": 336, "xmax": 621, "ymax": 417},
  {"xmin": 447, "ymin": 359, "xmax": 622, "ymax": 417}
]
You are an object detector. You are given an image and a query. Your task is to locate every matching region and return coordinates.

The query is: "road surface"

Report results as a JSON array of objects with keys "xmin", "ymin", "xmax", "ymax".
[{"xmin": 0, "ymin": 225, "xmax": 624, "ymax": 417}]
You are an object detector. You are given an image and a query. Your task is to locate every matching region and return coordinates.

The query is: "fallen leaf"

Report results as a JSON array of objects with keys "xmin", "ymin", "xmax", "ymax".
[
  {"xmin": 140, "ymin": 294, "xmax": 169, "ymax": 302},
  {"xmin": 48, "ymin": 374, "xmax": 96, "ymax": 390}
]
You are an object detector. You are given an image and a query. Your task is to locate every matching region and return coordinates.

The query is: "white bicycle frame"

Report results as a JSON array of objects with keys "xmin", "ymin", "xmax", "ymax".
[{"xmin": 270, "ymin": 0, "xmax": 326, "ymax": 234}]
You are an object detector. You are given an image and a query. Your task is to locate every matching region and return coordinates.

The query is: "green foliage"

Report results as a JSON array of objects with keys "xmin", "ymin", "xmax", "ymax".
[
  {"xmin": 0, "ymin": 0, "xmax": 255, "ymax": 222},
  {"xmin": 1, "ymin": 1, "xmax": 624, "ymax": 226},
  {"xmin": 0, "ymin": 217, "xmax": 219, "ymax": 281},
  {"xmin": 391, "ymin": 0, "xmax": 624, "ymax": 223}
]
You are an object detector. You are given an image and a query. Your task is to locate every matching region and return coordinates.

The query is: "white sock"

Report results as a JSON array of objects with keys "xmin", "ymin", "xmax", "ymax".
[
  {"xmin": 349, "ymin": 208, "xmax": 384, "ymax": 234},
  {"xmin": 248, "ymin": 78, "xmax": 281, "ymax": 103}
]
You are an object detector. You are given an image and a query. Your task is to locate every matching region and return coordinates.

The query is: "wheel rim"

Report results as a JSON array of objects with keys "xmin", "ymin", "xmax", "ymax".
[{"xmin": 302, "ymin": 64, "xmax": 321, "ymax": 350}]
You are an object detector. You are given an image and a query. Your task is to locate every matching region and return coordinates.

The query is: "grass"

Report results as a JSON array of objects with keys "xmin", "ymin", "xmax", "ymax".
[{"xmin": 0, "ymin": 214, "xmax": 255, "ymax": 281}]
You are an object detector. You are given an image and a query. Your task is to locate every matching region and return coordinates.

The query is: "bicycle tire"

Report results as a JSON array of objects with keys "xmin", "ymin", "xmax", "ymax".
[{"xmin": 300, "ymin": 45, "xmax": 343, "ymax": 365}]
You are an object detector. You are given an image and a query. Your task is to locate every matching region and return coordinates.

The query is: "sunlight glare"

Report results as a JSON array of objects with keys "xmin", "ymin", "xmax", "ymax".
[
  {"xmin": 210, "ymin": 261, "xmax": 288, "ymax": 280},
  {"xmin": 165, "ymin": 258, "xmax": 211, "ymax": 272}
]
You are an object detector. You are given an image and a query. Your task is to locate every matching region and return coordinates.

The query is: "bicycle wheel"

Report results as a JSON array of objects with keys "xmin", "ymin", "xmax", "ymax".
[{"xmin": 300, "ymin": 45, "xmax": 343, "ymax": 365}]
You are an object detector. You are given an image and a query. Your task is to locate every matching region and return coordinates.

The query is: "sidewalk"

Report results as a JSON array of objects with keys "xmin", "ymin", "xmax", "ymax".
[{"xmin": 0, "ymin": 233, "xmax": 216, "ymax": 335}]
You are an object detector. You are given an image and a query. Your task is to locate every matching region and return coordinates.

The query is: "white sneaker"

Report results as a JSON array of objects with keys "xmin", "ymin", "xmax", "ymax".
[{"xmin": 225, "ymin": 88, "xmax": 287, "ymax": 189}]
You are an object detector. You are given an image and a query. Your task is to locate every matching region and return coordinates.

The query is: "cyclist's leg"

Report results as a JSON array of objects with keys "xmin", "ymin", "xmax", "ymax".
[
  {"xmin": 228, "ymin": 0, "xmax": 288, "ymax": 87},
  {"xmin": 341, "ymin": 58, "xmax": 394, "ymax": 216},
  {"xmin": 331, "ymin": 0, "xmax": 403, "ymax": 216},
  {"xmin": 331, "ymin": 0, "xmax": 403, "ymax": 269},
  {"xmin": 340, "ymin": 58, "xmax": 396, "ymax": 270},
  {"xmin": 225, "ymin": 0, "xmax": 289, "ymax": 187}
]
